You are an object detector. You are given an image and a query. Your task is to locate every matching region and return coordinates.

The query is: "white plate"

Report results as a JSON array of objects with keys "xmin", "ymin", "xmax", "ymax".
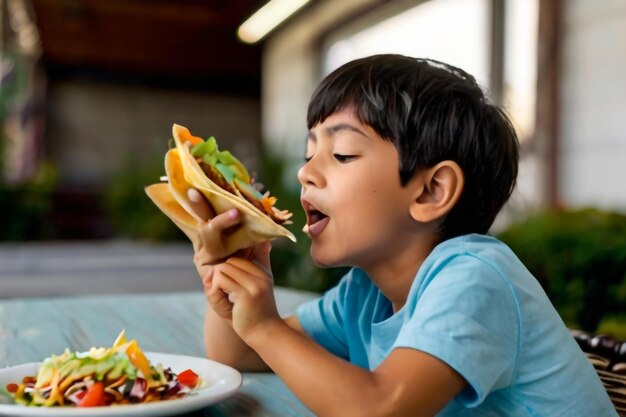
[{"xmin": 0, "ymin": 352, "xmax": 242, "ymax": 416}]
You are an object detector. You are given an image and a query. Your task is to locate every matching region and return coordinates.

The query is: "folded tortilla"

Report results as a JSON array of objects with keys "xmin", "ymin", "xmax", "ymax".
[{"xmin": 146, "ymin": 124, "xmax": 296, "ymax": 254}]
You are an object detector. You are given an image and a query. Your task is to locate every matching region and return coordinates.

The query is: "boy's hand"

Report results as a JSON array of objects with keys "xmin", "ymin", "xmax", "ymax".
[
  {"xmin": 193, "ymin": 212, "xmax": 273, "ymax": 283},
  {"xmin": 186, "ymin": 188, "xmax": 216, "ymax": 224},
  {"xmin": 188, "ymin": 187, "xmax": 239, "ymax": 258},
  {"xmin": 207, "ymin": 257, "xmax": 281, "ymax": 340},
  {"xmin": 189, "ymin": 188, "xmax": 272, "ymax": 280},
  {"xmin": 189, "ymin": 187, "xmax": 275, "ymax": 335}
]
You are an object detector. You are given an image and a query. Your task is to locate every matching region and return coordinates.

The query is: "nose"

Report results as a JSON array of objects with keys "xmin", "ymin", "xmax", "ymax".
[{"xmin": 297, "ymin": 157, "xmax": 325, "ymax": 188}]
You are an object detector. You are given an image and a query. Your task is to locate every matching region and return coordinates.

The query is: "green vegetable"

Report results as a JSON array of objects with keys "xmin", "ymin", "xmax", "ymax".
[
  {"xmin": 189, "ymin": 136, "xmax": 251, "ymax": 184},
  {"xmin": 234, "ymin": 178, "xmax": 263, "ymax": 200}
]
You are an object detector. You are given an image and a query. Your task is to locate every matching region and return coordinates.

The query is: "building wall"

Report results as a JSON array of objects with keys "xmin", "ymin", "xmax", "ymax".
[
  {"xmin": 46, "ymin": 79, "xmax": 261, "ymax": 188},
  {"xmin": 560, "ymin": 0, "xmax": 626, "ymax": 211}
]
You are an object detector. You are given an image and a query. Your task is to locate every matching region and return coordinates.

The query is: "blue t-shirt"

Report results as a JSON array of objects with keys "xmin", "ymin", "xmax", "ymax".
[{"xmin": 297, "ymin": 234, "xmax": 616, "ymax": 416}]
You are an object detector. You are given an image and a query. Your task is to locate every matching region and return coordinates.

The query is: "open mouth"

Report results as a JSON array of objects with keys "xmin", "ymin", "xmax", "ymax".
[
  {"xmin": 302, "ymin": 200, "xmax": 330, "ymax": 237},
  {"xmin": 307, "ymin": 208, "xmax": 328, "ymax": 225}
]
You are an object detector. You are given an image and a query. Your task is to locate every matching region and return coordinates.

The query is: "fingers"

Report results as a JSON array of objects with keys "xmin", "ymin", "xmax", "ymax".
[
  {"xmin": 187, "ymin": 188, "xmax": 216, "ymax": 221},
  {"xmin": 198, "ymin": 250, "xmax": 272, "ymax": 312},
  {"xmin": 208, "ymin": 257, "xmax": 279, "ymax": 338},
  {"xmin": 206, "ymin": 271, "xmax": 239, "ymax": 320},
  {"xmin": 217, "ymin": 258, "xmax": 273, "ymax": 298},
  {"xmin": 230, "ymin": 242, "xmax": 272, "ymax": 275},
  {"xmin": 187, "ymin": 187, "xmax": 203, "ymax": 203},
  {"xmin": 201, "ymin": 268, "xmax": 214, "ymax": 292},
  {"xmin": 225, "ymin": 257, "xmax": 268, "ymax": 279},
  {"xmin": 193, "ymin": 208, "xmax": 246, "ymax": 289},
  {"xmin": 206, "ymin": 208, "xmax": 241, "ymax": 233},
  {"xmin": 208, "ymin": 258, "xmax": 269, "ymax": 304},
  {"xmin": 197, "ymin": 208, "xmax": 243, "ymax": 262},
  {"xmin": 207, "ymin": 260, "xmax": 263, "ymax": 316}
]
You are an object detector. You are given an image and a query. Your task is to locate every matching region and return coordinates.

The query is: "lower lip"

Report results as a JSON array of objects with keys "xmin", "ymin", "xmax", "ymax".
[{"xmin": 308, "ymin": 217, "xmax": 330, "ymax": 238}]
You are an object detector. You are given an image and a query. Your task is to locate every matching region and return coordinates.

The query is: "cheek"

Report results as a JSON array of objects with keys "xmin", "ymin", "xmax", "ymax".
[
  {"xmin": 369, "ymin": 181, "xmax": 413, "ymax": 227},
  {"xmin": 340, "ymin": 185, "xmax": 402, "ymax": 231},
  {"xmin": 332, "ymin": 163, "xmax": 408, "ymax": 232},
  {"xmin": 337, "ymin": 184, "xmax": 381, "ymax": 216}
]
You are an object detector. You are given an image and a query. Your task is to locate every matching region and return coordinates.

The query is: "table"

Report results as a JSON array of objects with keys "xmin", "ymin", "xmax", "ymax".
[{"xmin": 0, "ymin": 288, "xmax": 319, "ymax": 416}]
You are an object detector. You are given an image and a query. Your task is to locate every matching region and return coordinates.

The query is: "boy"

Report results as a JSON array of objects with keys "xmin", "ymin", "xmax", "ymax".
[{"xmin": 190, "ymin": 55, "xmax": 616, "ymax": 416}]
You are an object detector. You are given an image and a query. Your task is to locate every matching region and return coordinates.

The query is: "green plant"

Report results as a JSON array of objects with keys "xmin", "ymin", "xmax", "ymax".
[
  {"xmin": 497, "ymin": 208, "xmax": 626, "ymax": 333},
  {"xmin": 597, "ymin": 315, "xmax": 626, "ymax": 340},
  {"xmin": 103, "ymin": 154, "xmax": 185, "ymax": 241},
  {"xmin": 0, "ymin": 162, "xmax": 59, "ymax": 240}
]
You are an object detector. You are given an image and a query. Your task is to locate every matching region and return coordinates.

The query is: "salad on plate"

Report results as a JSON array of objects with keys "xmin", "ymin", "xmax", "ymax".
[{"xmin": 3, "ymin": 330, "xmax": 201, "ymax": 408}]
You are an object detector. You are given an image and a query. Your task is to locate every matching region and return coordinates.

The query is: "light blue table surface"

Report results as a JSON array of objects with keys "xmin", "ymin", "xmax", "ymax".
[{"xmin": 0, "ymin": 289, "xmax": 318, "ymax": 416}]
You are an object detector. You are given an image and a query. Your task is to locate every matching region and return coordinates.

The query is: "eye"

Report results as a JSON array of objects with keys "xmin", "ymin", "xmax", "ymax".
[
  {"xmin": 333, "ymin": 154, "xmax": 357, "ymax": 163},
  {"xmin": 304, "ymin": 155, "xmax": 313, "ymax": 162}
]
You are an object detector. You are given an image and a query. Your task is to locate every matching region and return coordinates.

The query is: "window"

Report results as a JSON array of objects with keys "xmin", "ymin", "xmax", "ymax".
[{"xmin": 322, "ymin": 0, "xmax": 538, "ymax": 141}]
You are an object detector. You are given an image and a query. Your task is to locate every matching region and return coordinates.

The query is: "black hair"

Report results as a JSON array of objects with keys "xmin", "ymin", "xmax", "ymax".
[{"xmin": 307, "ymin": 54, "xmax": 519, "ymax": 239}]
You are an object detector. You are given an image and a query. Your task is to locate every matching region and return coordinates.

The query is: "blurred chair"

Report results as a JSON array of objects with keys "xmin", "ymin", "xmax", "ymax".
[{"xmin": 571, "ymin": 329, "xmax": 626, "ymax": 416}]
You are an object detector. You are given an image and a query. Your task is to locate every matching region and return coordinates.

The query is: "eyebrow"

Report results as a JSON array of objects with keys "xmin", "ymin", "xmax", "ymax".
[{"xmin": 307, "ymin": 123, "xmax": 369, "ymax": 141}]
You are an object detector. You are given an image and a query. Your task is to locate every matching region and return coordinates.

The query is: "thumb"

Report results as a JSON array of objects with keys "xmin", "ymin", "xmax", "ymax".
[
  {"xmin": 197, "ymin": 208, "xmax": 243, "ymax": 260},
  {"xmin": 204, "ymin": 208, "xmax": 241, "ymax": 234}
]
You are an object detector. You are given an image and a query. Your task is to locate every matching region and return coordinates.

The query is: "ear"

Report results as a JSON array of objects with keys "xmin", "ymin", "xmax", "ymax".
[{"xmin": 409, "ymin": 161, "xmax": 464, "ymax": 223}]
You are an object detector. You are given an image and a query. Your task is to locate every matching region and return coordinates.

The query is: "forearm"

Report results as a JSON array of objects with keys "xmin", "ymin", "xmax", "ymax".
[
  {"xmin": 204, "ymin": 305, "xmax": 269, "ymax": 371},
  {"xmin": 245, "ymin": 321, "xmax": 395, "ymax": 417}
]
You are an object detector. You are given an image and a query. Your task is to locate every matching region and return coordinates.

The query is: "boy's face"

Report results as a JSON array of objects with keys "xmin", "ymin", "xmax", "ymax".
[{"xmin": 299, "ymin": 107, "xmax": 422, "ymax": 270}]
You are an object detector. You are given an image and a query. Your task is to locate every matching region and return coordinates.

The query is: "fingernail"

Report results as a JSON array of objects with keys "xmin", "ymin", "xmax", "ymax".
[
  {"xmin": 228, "ymin": 209, "xmax": 238, "ymax": 219},
  {"xmin": 187, "ymin": 188, "xmax": 200, "ymax": 202}
]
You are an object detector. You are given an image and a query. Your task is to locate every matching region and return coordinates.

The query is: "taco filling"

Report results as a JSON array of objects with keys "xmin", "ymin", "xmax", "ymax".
[{"xmin": 185, "ymin": 136, "xmax": 292, "ymax": 225}]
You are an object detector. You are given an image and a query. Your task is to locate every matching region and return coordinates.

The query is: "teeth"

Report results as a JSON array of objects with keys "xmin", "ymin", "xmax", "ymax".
[
  {"xmin": 159, "ymin": 176, "xmax": 169, "ymax": 182},
  {"xmin": 302, "ymin": 224, "xmax": 310, "ymax": 236}
]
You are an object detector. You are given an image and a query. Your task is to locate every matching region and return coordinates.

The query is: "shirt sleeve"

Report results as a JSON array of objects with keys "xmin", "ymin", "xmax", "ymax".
[
  {"xmin": 296, "ymin": 271, "xmax": 353, "ymax": 360},
  {"xmin": 393, "ymin": 255, "xmax": 521, "ymax": 408}
]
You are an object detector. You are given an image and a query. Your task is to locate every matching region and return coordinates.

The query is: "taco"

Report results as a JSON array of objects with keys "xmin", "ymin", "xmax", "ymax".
[{"xmin": 146, "ymin": 124, "xmax": 295, "ymax": 253}]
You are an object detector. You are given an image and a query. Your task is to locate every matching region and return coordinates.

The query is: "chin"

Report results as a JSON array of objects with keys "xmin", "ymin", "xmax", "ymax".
[{"xmin": 309, "ymin": 247, "xmax": 344, "ymax": 269}]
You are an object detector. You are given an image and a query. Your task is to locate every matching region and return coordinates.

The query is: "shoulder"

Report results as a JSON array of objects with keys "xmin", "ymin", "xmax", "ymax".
[
  {"xmin": 427, "ymin": 234, "xmax": 518, "ymax": 269},
  {"xmin": 411, "ymin": 234, "xmax": 522, "ymax": 302},
  {"xmin": 403, "ymin": 234, "xmax": 523, "ymax": 322},
  {"xmin": 396, "ymin": 236, "xmax": 525, "ymax": 406},
  {"xmin": 401, "ymin": 234, "xmax": 524, "ymax": 355}
]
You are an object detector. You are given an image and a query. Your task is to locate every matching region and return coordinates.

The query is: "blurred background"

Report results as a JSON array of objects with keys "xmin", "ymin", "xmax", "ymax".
[{"xmin": 1, "ymin": 0, "xmax": 625, "ymax": 335}]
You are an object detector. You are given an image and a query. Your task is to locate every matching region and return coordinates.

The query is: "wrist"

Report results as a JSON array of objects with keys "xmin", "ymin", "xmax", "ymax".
[{"xmin": 242, "ymin": 318, "xmax": 289, "ymax": 351}]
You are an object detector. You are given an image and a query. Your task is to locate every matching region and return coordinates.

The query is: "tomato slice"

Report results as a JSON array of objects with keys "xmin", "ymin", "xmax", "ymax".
[
  {"xmin": 177, "ymin": 369, "xmax": 199, "ymax": 388},
  {"xmin": 5, "ymin": 383, "xmax": 18, "ymax": 393},
  {"xmin": 77, "ymin": 382, "xmax": 105, "ymax": 407}
]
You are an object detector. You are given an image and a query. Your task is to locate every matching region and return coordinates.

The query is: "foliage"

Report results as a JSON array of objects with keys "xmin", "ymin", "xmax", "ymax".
[
  {"xmin": 103, "ymin": 155, "xmax": 185, "ymax": 242},
  {"xmin": 0, "ymin": 162, "xmax": 59, "ymax": 240},
  {"xmin": 597, "ymin": 315, "xmax": 626, "ymax": 340},
  {"xmin": 497, "ymin": 208, "xmax": 626, "ymax": 334}
]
